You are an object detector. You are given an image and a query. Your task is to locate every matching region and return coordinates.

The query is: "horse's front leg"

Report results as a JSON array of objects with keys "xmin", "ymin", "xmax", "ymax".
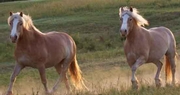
[
  {"xmin": 37, "ymin": 65, "xmax": 50, "ymax": 95},
  {"xmin": 6, "ymin": 64, "xmax": 24, "ymax": 95},
  {"xmin": 131, "ymin": 56, "xmax": 145, "ymax": 89}
]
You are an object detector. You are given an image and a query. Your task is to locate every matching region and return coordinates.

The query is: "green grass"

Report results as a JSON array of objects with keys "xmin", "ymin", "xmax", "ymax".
[{"xmin": 1, "ymin": 0, "xmax": 180, "ymax": 94}]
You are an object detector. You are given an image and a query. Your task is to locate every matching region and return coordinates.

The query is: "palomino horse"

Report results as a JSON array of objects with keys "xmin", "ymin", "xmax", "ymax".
[
  {"xmin": 6, "ymin": 12, "xmax": 87, "ymax": 95},
  {"xmin": 119, "ymin": 7, "xmax": 177, "ymax": 89}
]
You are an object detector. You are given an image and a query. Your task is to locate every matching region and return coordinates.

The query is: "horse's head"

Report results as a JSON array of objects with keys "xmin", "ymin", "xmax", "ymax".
[
  {"xmin": 119, "ymin": 6, "xmax": 148, "ymax": 37},
  {"xmin": 119, "ymin": 7, "xmax": 134, "ymax": 37},
  {"xmin": 8, "ymin": 12, "xmax": 24, "ymax": 43}
]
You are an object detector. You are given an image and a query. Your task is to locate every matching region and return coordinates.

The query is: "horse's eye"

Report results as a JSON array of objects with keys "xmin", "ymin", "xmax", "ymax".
[
  {"xmin": 19, "ymin": 22, "xmax": 23, "ymax": 26},
  {"xmin": 129, "ymin": 18, "xmax": 132, "ymax": 21},
  {"xmin": 120, "ymin": 18, "xmax": 123, "ymax": 21}
]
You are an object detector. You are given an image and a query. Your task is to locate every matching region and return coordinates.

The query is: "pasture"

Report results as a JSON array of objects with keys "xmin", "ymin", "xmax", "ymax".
[{"xmin": 1, "ymin": 0, "xmax": 180, "ymax": 95}]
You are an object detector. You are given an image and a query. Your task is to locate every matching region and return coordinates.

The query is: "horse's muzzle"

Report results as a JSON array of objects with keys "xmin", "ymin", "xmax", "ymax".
[
  {"xmin": 10, "ymin": 35, "xmax": 17, "ymax": 43},
  {"xmin": 121, "ymin": 32, "xmax": 126, "ymax": 37},
  {"xmin": 120, "ymin": 30, "xmax": 127, "ymax": 37}
]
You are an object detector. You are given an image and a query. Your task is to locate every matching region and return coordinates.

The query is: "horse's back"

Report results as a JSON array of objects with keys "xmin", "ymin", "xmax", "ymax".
[
  {"xmin": 148, "ymin": 26, "xmax": 175, "ymax": 46},
  {"xmin": 44, "ymin": 31, "xmax": 75, "ymax": 56},
  {"xmin": 149, "ymin": 26, "xmax": 174, "ymax": 37},
  {"xmin": 45, "ymin": 31, "xmax": 73, "ymax": 41},
  {"xmin": 45, "ymin": 31, "xmax": 75, "ymax": 46}
]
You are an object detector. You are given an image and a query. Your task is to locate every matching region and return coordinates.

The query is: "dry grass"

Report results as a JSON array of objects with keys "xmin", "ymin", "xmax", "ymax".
[{"xmin": 1, "ymin": 57, "xmax": 180, "ymax": 95}]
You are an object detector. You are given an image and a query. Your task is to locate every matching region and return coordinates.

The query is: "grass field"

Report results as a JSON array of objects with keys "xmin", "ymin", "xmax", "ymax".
[{"xmin": 1, "ymin": 0, "xmax": 180, "ymax": 95}]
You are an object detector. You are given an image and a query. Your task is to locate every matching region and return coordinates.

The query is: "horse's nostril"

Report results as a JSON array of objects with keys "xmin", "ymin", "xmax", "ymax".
[
  {"xmin": 10, "ymin": 35, "xmax": 18, "ymax": 43},
  {"xmin": 125, "ymin": 30, "xmax": 127, "ymax": 33},
  {"xmin": 15, "ymin": 35, "xmax": 17, "ymax": 40}
]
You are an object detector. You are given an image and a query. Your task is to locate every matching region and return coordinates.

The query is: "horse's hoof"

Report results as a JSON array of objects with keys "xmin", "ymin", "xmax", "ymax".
[
  {"xmin": 155, "ymin": 79, "xmax": 162, "ymax": 87},
  {"xmin": 166, "ymin": 82, "xmax": 178, "ymax": 87},
  {"xmin": 132, "ymin": 84, "xmax": 139, "ymax": 90},
  {"xmin": 131, "ymin": 81, "xmax": 139, "ymax": 90},
  {"xmin": 45, "ymin": 91, "xmax": 54, "ymax": 95},
  {"xmin": 156, "ymin": 83, "xmax": 162, "ymax": 88},
  {"xmin": 172, "ymin": 81, "xmax": 178, "ymax": 87},
  {"xmin": 6, "ymin": 91, "xmax": 13, "ymax": 95}
]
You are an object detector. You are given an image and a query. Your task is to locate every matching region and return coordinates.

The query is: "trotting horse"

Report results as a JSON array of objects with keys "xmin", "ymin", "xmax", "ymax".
[
  {"xmin": 6, "ymin": 12, "xmax": 88, "ymax": 95},
  {"xmin": 119, "ymin": 7, "xmax": 177, "ymax": 89}
]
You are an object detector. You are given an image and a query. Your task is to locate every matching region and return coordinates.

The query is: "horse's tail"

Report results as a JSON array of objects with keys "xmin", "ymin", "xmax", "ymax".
[
  {"xmin": 165, "ymin": 56, "xmax": 172, "ymax": 84},
  {"xmin": 69, "ymin": 55, "xmax": 88, "ymax": 90}
]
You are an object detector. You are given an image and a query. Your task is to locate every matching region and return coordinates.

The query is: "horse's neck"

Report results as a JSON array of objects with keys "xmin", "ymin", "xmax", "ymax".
[
  {"xmin": 127, "ymin": 26, "xmax": 142, "ymax": 40},
  {"xmin": 17, "ymin": 27, "xmax": 42, "ymax": 45},
  {"xmin": 126, "ymin": 26, "xmax": 150, "ymax": 45}
]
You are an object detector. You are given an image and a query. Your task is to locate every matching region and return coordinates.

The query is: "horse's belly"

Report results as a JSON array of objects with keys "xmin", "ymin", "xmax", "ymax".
[
  {"xmin": 147, "ymin": 50, "xmax": 166, "ymax": 62},
  {"xmin": 44, "ymin": 61, "xmax": 59, "ymax": 68},
  {"xmin": 44, "ymin": 56, "xmax": 64, "ymax": 68},
  {"xmin": 17, "ymin": 54, "xmax": 48, "ymax": 68}
]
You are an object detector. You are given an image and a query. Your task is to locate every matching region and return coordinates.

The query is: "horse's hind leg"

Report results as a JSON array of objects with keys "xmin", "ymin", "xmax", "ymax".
[
  {"xmin": 54, "ymin": 64, "xmax": 71, "ymax": 91},
  {"xmin": 6, "ymin": 64, "xmax": 24, "ymax": 95},
  {"xmin": 153, "ymin": 61, "xmax": 163, "ymax": 87},
  {"xmin": 168, "ymin": 56, "xmax": 176, "ymax": 85},
  {"xmin": 51, "ymin": 59, "xmax": 72, "ymax": 93}
]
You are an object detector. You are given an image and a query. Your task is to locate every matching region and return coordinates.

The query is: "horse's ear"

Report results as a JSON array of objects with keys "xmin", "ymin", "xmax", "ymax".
[
  {"xmin": 119, "ymin": 8, "xmax": 121, "ymax": 15},
  {"xmin": 121, "ymin": 7, "xmax": 124, "ymax": 12},
  {"xmin": 119, "ymin": 7, "xmax": 123, "ymax": 16},
  {"xmin": 10, "ymin": 12, "xmax": 13, "ymax": 16},
  {"xmin": 20, "ymin": 12, "xmax": 23, "ymax": 17},
  {"xmin": 130, "ymin": 6, "xmax": 133, "ymax": 12}
]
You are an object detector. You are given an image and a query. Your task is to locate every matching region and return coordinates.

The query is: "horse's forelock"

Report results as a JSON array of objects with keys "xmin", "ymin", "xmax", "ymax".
[
  {"xmin": 7, "ymin": 12, "xmax": 41, "ymax": 41},
  {"xmin": 9, "ymin": 12, "xmax": 35, "ymax": 30},
  {"xmin": 119, "ymin": 6, "xmax": 131, "ymax": 17},
  {"xmin": 8, "ymin": 13, "xmax": 24, "ymax": 24}
]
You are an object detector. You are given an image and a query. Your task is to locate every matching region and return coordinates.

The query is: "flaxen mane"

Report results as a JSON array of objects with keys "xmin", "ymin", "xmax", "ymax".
[{"xmin": 119, "ymin": 7, "xmax": 149, "ymax": 26}]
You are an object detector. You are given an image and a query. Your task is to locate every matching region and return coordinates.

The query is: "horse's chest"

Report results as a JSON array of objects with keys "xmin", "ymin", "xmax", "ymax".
[
  {"xmin": 17, "ymin": 55, "xmax": 31, "ymax": 65},
  {"xmin": 124, "ymin": 44, "xmax": 140, "ymax": 64},
  {"xmin": 124, "ymin": 45, "xmax": 137, "ymax": 58},
  {"xmin": 127, "ymin": 51, "xmax": 137, "ymax": 60}
]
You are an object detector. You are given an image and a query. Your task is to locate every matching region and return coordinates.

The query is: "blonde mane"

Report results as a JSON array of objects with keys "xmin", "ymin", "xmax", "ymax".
[
  {"xmin": 8, "ymin": 12, "xmax": 40, "ymax": 32},
  {"xmin": 119, "ymin": 7, "xmax": 149, "ymax": 26}
]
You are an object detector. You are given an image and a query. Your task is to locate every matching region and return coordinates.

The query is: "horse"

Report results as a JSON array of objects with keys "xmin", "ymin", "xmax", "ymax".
[
  {"xmin": 119, "ymin": 7, "xmax": 177, "ymax": 89},
  {"xmin": 6, "ymin": 12, "xmax": 88, "ymax": 95}
]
